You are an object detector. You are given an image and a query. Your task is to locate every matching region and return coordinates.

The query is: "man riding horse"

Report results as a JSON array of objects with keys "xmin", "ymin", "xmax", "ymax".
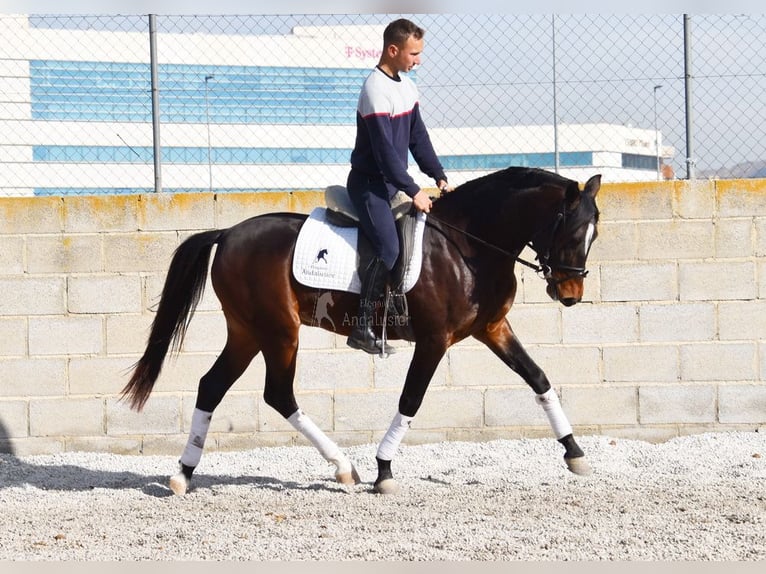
[{"xmin": 346, "ymin": 18, "xmax": 450, "ymax": 355}]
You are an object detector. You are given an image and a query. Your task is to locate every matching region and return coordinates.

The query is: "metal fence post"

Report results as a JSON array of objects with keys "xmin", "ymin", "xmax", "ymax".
[
  {"xmin": 149, "ymin": 14, "xmax": 162, "ymax": 192},
  {"xmin": 683, "ymin": 14, "xmax": 696, "ymax": 180}
]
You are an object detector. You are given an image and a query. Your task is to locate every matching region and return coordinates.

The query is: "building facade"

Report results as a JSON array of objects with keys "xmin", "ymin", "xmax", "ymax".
[{"xmin": 0, "ymin": 15, "xmax": 675, "ymax": 197}]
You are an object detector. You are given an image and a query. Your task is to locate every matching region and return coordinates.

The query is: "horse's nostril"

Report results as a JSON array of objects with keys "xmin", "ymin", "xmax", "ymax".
[{"xmin": 561, "ymin": 297, "xmax": 579, "ymax": 307}]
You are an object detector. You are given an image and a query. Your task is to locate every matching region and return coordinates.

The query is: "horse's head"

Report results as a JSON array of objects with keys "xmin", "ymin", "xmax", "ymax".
[{"xmin": 535, "ymin": 174, "xmax": 601, "ymax": 307}]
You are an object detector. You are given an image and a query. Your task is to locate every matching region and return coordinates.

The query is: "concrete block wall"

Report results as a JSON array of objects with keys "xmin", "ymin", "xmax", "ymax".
[{"xmin": 1, "ymin": 179, "xmax": 764, "ymax": 456}]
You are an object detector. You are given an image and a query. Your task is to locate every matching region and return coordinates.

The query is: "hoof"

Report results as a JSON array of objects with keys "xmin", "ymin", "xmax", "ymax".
[
  {"xmin": 373, "ymin": 478, "xmax": 400, "ymax": 495},
  {"xmin": 335, "ymin": 463, "xmax": 362, "ymax": 486},
  {"xmin": 169, "ymin": 472, "xmax": 190, "ymax": 495},
  {"xmin": 565, "ymin": 456, "xmax": 593, "ymax": 476}
]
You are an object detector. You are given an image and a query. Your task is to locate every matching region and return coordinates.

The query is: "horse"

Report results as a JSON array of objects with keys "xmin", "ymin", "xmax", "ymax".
[{"xmin": 121, "ymin": 166, "xmax": 601, "ymax": 495}]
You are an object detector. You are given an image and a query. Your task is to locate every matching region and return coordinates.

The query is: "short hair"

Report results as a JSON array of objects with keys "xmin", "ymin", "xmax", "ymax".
[{"xmin": 383, "ymin": 18, "xmax": 424, "ymax": 48}]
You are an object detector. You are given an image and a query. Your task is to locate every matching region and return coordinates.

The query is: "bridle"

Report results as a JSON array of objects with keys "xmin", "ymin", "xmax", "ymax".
[{"xmin": 425, "ymin": 200, "xmax": 591, "ymax": 286}]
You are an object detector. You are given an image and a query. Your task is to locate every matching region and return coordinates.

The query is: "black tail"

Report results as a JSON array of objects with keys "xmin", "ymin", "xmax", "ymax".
[{"xmin": 121, "ymin": 229, "xmax": 223, "ymax": 411}]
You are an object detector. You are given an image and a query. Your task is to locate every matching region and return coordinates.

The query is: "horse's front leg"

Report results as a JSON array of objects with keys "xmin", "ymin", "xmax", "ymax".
[
  {"xmin": 476, "ymin": 318, "xmax": 592, "ymax": 476},
  {"xmin": 374, "ymin": 340, "xmax": 447, "ymax": 494}
]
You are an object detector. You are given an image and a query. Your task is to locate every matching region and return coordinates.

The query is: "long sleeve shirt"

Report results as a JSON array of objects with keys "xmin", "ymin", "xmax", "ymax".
[{"xmin": 350, "ymin": 66, "xmax": 446, "ymax": 198}]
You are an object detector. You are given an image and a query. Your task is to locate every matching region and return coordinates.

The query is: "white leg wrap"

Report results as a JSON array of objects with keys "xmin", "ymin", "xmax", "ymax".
[
  {"xmin": 287, "ymin": 409, "xmax": 350, "ymax": 473},
  {"xmin": 179, "ymin": 408, "xmax": 212, "ymax": 468},
  {"xmin": 535, "ymin": 388, "xmax": 573, "ymax": 440},
  {"xmin": 376, "ymin": 412, "xmax": 413, "ymax": 461}
]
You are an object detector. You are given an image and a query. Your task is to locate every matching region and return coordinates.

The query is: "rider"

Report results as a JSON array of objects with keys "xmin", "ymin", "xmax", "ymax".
[{"xmin": 346, "ymin": 18, "xmax": 450, "ymax": 355}]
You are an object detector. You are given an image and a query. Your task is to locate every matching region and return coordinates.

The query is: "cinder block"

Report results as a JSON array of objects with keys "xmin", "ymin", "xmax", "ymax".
[
  {"xmin": 600, "ymin": 262, "xmax": 677, "ymax": 302},
  {"xmin": 0, "ymin": 277, "xmax": 66, "ymax": 315},
  {"xmin": 639, "ymin": 302, "xmax": 716, "ymax": 342},
  {"xmin": 289, "ymin": 191, "xmax": 325, "ymax": 215},
  {"xmin": 599, "ymin": 182, "xmax": 673, "ymax": 221},
  {"xmin": 562, "ymin": 303, "xmax": 639, "ymax": 344},
  {"xmin": 448, "ymin": 346, "xmax": 526, "ymax": 387},
  {"xmin": 756, "ymin": 217, "xmax": 766, "ymax": 257},
  {"xmin": 106, "ymin": 395, "xmax": 181, "ymax": 435},
  {"xmin": 639, "ymin": 384, "xmax": 716, "ymax": 424},
  {"xmin": 716, "ymin": 218, "xmax": 754, "ymax": 259},
  {"xmin": 63, "ymin": 194, "xmax": 140, "ymax": 233},
  {"xmin": 65, "ymin": 436, "xmax": 142, "ymax": 455},
  {"xmin": 0, "ymin": 318, "xmax": 26, "ymax": 356},
  {"xmin": 68, "ymin": 356, "xmax": 138, "ymax": 396},
  {"xmin": 637, "ymin": 220, "xmax": 714, "ymax": 260},
  {"xmin": 681, "ymin": 342, "xmax": 757, "ymax": 382},
  {"xmin": 103, "ymin": 232, "xmax": 179, "ymax": 273},
  {"xmin": 484, "ymin": 387, "xmax": 548, "ymax": 427},
  {"xmin": 105, "ymin": 313, "xmax": 153, "ymax": 354},
  {"xmin": 149, "ymin": 352, "xmax": 219, "ymax": 393},
  {"xmin": 30, "ymin": 397, "xmax": 104, "ymax": 437},
  {"xmin": 507, "ymin": 304, "xmax": 562, "ymax": 344},
  {"xmin": 561, "ymin": 385, "xmax": 638, "ymax": 425},
  {"xmin": 0, "ymin": 358, "xmax": 67, "ymax": 397},
  {"xmin": 3, "ymin": 436, "xmax": 65, "ymax": 456},
  {"xmin": 373, "ymin": 345, "xmax": 448, "ymax": 389},
  {"xmin": 679, "ymin": 261, "xmax": 756, "ymax": 301},
  {"xmin": 525, "ymin": 345, "xmax": 603, "ymax": 385},
  {"xmin": 334, "ymin": 390, "xmax": 400, "ymax": 431},
  {"xmin": 603, "ymin": 345, "xmax": 678, "ymax": 383},
  {"xmin": 182, "ymin": 392, "xmax": 259, "ymax": 434},
  {"xmin": 259, "ymin": 391, "xmax": 333, "ymax": 433},
  {"xmin": 415, "ymin": 388, "xmax": 484, "ymax": 429},
  {"xmin": 26, "ymin": 234, "xmax": 103, "ymax": 274},
  {"xmin": 0, "ymin": 400, "xmax": 28, "ymax": 437},
  {"xmin": 718, "ymin": 384, "xmax": 766, "ymax": 423},
  {"xmin": 0, "ymin": 196, "xmax": 63, "ymax": 234},
  {"xmin": 68, "ymin": 275, "xmax": 142, "ymax": 314},
  {"xmin": 178, "ymin": 311, "xmax": 227, "ymax": 353},
  {"xmin": 139, "ymin": 192, "xmax": 215, "ymax": 232},
  {"xmin": 0, "ymin": 235, "xmax": 24, "ymax": 274},
  {"xmin": 216, "ymin": 192, "xmax": 291, "ymax": 228},
  {"xmin": 718, "ymin": 301, "xmax": 766, "ymax": 341},
  {"xmin": 716, "ymin": 179, "xmax": 766, "ymax": 217},
  {"xmin": 28, "ymin": 316, "xmax": 104, "ymax": 356},
  {"xmin": 298, "ymin": 324, "xmax": 337, "ymax": 350},
  {"xmin": 673, "ymin": 179, "xmax": 715, "ymax": 220},
  {"xmin": 588, "ymin": 220, "xmax": 638, "ymax": 262},
  {"xmin": 295, "ymin": 349, "xmax": 373, "ymax": 391}
]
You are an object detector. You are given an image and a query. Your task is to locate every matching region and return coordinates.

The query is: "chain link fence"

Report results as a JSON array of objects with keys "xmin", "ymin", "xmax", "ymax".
[{"xmin": 1, "ymin": 13, "xmax": 765, "ymax": 196}]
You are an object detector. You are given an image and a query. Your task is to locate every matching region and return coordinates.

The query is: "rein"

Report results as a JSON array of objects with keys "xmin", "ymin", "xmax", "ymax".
[{"xmin": 425, "ymin": 205, "xmax": 589, "ymax": 284}]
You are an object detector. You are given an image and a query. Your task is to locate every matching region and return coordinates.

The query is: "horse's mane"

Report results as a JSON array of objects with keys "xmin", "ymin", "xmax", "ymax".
[{"xmin": 434, "ymin": 166, "xmax": 576, "ymax": 213}]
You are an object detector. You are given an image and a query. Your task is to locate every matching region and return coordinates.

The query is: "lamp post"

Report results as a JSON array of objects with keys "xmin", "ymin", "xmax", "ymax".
[
  {"xmin": 204, "ymin": 74, "xmax": 214, "ymax": 192},
  {"xmin": 653, "ymin": 84, "xmax": 663, "ymax": 181}
]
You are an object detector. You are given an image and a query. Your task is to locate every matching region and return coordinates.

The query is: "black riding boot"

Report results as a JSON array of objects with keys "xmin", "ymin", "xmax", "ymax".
[{"xmin": 347, "ymin": 257, "xmax": 396, "ymax": 355}]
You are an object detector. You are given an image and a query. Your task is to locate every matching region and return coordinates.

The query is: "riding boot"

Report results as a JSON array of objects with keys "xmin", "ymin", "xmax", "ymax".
[{"xmin": 347, "ymin": 257, "xmax": 396, "ymax": 355}]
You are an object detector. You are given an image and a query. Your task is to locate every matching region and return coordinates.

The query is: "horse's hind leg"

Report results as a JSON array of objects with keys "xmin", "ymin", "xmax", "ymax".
[
  {"xmin": 169, "ymin": 333, "xmax": 258, "ymax": 495},
  {"xmin": 261, "ymin": 335, "xmax": 360, "ymax": 486},
  {"xmin": 476, "ymin": 318, "xmax": 592, "ymax": 476}
]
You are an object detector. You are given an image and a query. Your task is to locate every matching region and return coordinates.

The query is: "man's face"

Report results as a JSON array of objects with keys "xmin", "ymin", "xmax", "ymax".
[{"xmin": 391, "ymin": 36, "xmax": 423, "ymax": 74}]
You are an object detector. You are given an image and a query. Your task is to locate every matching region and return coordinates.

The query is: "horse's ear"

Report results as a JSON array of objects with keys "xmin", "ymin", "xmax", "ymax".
[{"xmin": 583, "ymin": 174, "xmax": 601, "ymax": 199}]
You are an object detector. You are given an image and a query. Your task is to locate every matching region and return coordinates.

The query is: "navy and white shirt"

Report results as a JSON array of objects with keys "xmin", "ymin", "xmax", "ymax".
[{"xmin": 350, "ymin": 66, "xmax": 446, "ymax": 198}]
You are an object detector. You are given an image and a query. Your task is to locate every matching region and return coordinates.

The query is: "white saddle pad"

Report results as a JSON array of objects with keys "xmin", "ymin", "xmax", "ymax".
[{"xmin": 292, "ymin": 207, "xmax": 426, "ymax": 294}]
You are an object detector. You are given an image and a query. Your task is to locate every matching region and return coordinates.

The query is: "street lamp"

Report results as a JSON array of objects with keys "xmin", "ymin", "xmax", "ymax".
[
  {"xmin": 204, "ymin": 74, "xmax": 214, "ymax": 192},
  {"xmin": 653, "ymin": 84, "xmax": 663, "ymax": 181}
]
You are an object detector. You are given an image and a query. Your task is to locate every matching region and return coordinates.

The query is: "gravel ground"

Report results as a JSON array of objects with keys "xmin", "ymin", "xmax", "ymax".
[{"xmin": 1, "ymin": 431, "xmax": 765, "ymax": 561}]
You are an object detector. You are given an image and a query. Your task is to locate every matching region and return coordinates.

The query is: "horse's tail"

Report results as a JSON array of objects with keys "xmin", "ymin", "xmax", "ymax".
[{"xmin": 121, "ymin": 229, "xmax": 223, "ymax": 411}]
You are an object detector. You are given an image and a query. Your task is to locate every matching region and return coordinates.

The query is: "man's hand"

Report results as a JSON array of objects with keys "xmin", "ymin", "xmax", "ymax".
[
  {"xmin": 437, "ymin": 179, "xmax": 453, "ymax": 196},
  {"xmin": 412, "ymin": 189, "xmax": 433, "ymax": 213}
]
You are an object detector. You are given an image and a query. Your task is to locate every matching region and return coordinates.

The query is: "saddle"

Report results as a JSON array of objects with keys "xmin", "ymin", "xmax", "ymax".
[{"xmin": 324, "ymin": 185, "xmax": 416, "ymax": 321}]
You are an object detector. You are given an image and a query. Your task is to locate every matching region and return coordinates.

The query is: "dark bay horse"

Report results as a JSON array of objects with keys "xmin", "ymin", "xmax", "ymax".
[{"xmin": 121, "ymin": 166, "xmax": 601, "ymax": 495}]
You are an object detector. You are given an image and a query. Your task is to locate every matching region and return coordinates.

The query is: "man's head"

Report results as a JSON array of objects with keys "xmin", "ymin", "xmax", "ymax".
[{"xmin": 380, "ymin": 19, "xmax": 425, "ymax": 77}]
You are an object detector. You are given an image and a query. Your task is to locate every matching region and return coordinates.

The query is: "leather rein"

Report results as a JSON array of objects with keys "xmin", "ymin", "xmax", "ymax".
[{"xmin": 424, "ymin": 202, "xmax": 589, "ymax": 285}]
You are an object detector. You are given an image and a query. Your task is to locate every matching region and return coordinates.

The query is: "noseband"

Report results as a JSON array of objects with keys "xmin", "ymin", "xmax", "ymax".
[{"xmin": 530, "ymin": 208, "xmax": 590, "ymax": 286}]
